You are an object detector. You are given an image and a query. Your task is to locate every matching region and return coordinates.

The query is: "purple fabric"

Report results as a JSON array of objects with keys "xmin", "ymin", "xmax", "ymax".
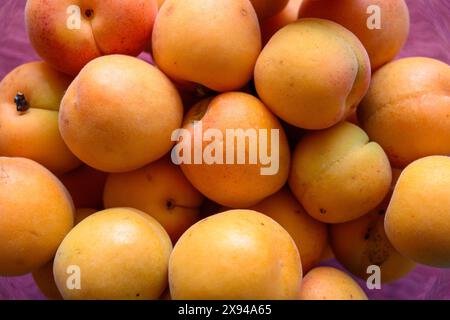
[{"xmin": 0, "ymin": 0, "xmax": 449, "ymax": 300}]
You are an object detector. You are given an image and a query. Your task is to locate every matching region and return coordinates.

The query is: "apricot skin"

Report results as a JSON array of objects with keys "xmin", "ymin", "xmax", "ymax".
[
  {"xmin": 152, "ymin": 0, "xmax": 261, "ymax": 92},
  {"xmin": 251, "ymin": 188, "xmax": 327, "ymax": 273},
  {"xmin": 0, "ymin": 157, "xmax": 74, "ymax": 276},
  {"xmin": 179, "ymin": 92, "xmax": 290, "ymax": 208},
  {"xmin": 0, "ymin": 62, "xmax": 81, "ymax": 174},
  {"xmin": 298, "ymin": 267, "xmax": 368, "ymax": 300},
  {"xmin": 59, "ymin": 55, "xmax": 183, "ymax": 173},
  {"xmin": 330, "ymin": 168, "xmax": 415, "ymax": 283},
  {"xmin": 358, "ymin": 57, "xmax": 450, "ymax": 168},
  {"xmin": 25, "ymin": 0, "xmax": 158, "ymax": 75},
  {"xmin": 289, "ymin": 122, "xmax": 392, "ymax": 224},
  {"xmin": 331, "ymin": 209, "xmax": 415, "ymax": 283},
  {"xmin": 54, "ymin": 208, "xmax": 172, "ymax": 300},
  {"xmin": 299, "ymin": 0, "xmax": 410, "ymax": 70},
  {"xmin": 169, "ymin": 210, "xmax": 302, "ymax": 300},
  {"xmin": 103, "ymin": 157, "xmax": 204, "ymax": 243},
  {"xmin": 255, "ymin": 19, "xmax": 370, "ymax": 130},
  {"xmin": 385, "ymin": 156, "xmax": 450, "ymax": 268}
]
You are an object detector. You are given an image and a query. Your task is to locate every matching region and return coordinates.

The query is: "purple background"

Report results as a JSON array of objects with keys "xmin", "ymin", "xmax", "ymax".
[{"xmin": 0, "ymin": 0, "xmax": 449, "ymax": 300}]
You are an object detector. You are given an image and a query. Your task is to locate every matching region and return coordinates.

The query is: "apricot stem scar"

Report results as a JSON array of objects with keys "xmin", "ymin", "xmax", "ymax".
[
  {"xmin": 14, "ymin": 92, "xmax": 30, "ymax": 113},
  {"xmin": 85, "ymin": 9, "xmax": 94, "ymax": 18}
]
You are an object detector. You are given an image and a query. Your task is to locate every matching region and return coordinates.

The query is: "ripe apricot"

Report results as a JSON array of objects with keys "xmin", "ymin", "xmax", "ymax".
[
  {"xmin": 385, "ymin": 156, "xmax": 450, "ymax": 268},
  {"xmin": 298, "ymin": 267, "xmax": 368, "ymax": 300},
  {"xmin": 178, "ymin": 92, "xmax": 290, "ymax": 208},
  {"xmin": 330, "ymin": 168, "xmax": 415, "ymax": 283},
  {"xmin": 0, "ymin": 62, "xmax": 80, "ymax": 174},
  {"xmin": 25, "ymin": 0, "xmax": 158, "ymax": 75},
  {"xmin": 358, "ymin": 57, "xmax": 450, "ymax": 168},
  {"xmin": 255, "ymin": 19, "xmax": 370, "ymax": 129},
  {"xmin": 299, "ymin": 0, "xmax": 410, "ymax": 70},
  {"xmin": 251, "ymin": 188, "xmax": 327, "ymax": 272},
  {"xmin": 289, "ymin": 122, "xmax": 392, "ymax": 223},
  {"xmin": 152, "ymin": 0, "xmax": 261, "ymax": 92},
  {"xmin": 59, "ymin": 55, "xmax": 183, "ymax": 173},
  {"xmin": 331, "ymin": 210, "xmax": 415, "ymax": 283},
  {"xmin": 54, "ymin": 208, "xmax": 172, "ymax": 299},
  {"xmin": 0, "ymin": 157, "xmax": 74, "ymax": 276},
  {"xmin": 103, "ymin": 156, "xmax": 204, "ymax": 242},
  {"xmin": 169, "ymin": 210, "xmax": 302, "ymax": 299}
]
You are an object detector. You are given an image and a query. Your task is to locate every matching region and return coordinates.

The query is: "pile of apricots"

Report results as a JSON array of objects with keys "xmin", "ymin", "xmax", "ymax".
[{"xmin": 0, "ymin": 0, "xmax": 449, "ymax": 300}]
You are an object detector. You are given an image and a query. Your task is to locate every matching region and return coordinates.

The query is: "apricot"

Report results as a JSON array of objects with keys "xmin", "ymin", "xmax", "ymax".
[
  {"xmin": 177, "ymin": 92, "xmax": 290, "ymax": 208},
  {"xmin": 54, "ymin": 208, "xmax": 172, "ymax": 300},
  {"xmin": 298, "ymin": 267, "xmax": 368, "ymax": 300},
  {"xmin": 0, "ymin": 62, "xmax": 80, "ymax": 174},
  {"xmin": 299, "ymin": 0, "xmax": 410, "ymax": 70},
  {"xmin": 358, "ymin": 57, "xmax": 450, "ymax": 168},
  {"xmin": 25, "ymin": 0, "xmax": 158, "ymax": 75},
  {"xmin": 251, "ymin": 188, "xmax": 327, "ymax": 272},
  {"xmin": 0, "ymin": 157, "xmax": 74, "ymax": 276},
  {"xmin": 169, "ymin": 210, "xmax": 302, "ymax": 299},
  {"xmin": 103, "ymin": 156, "xmax": 204, "ymax": 242},
  {"xmin": 289, "ymin": 122, "xmax": 392, "ymax": 223},
  {"xmin": 59, "ymin": 165, "xmax": 107, "ymax": 209},
  {"xmin": 59, "ymin": 55, "xmax": 183, "ymax": 173},
  {"xmin": 255, "ymin": 19, "xmax": 371, "ymax": 129},
  {"xmin": 250, "ymin": 0, "xmax": 289, "ymax": 20},
  {"xmin": 330, "ymin": 167, "xmax": 415, "ymax": 282},
  {"xmin": 152, "ymin": 0, "xmax": 261, "ymax": 92},
  {"xmin": 385, "ymin": 156, "xmax": 450, "ymax": 268},
  {"xmin": 32, "ymin": 207, "xmax": 97, "ymax": 300},
  {"xmin": 331, "ymin": 210, "xmax": 415, "ymax": 283},
  {"xmin": 260, "ymin": 0, "xmax": 302, "ymax": 44}
]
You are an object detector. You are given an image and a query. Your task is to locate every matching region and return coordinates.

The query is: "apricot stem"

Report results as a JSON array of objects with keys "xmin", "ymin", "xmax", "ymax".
[
  {"xmin": 14, "ymin": 92, "xmax": 29, "ymax": 113},
  {"xmin": 166, "ymin": 199, "xmax": 198, "ymax": 211}
]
